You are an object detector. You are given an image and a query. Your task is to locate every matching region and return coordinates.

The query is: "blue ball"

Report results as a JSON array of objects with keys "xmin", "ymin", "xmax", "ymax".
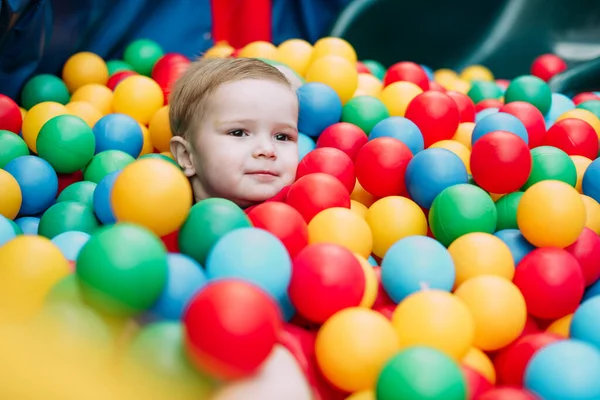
[
  {"xmin": 206, "ymin": 227, "xmax": 292, "ymax": 310},
  {"xmin": 298, "ymin": 132, "xmax": 316, "ymax": 161},
  {"xmin": 368, "ymin": 255, "xmax": 378, "ymax": 266},
  {"xmin": 545, "ymin": 93, "xmax": 575, "ymax": 126},
  {"xmin": 93, "ymin": 113, "xmax": 144, "ymax": 158},
  {"xmin": 15, "ymin": 216, "xmax": 40, "ymax": 235},
  {"xmin": 475, "ymin": 108, "xmax": 499, "ymax": 123},
  {"xmin": 4, "ymin": 155, "xmax": 58, "ymax": 215},
  {"xmin": 93, "ymin": 170, "xmax": 121, "ymax": 224},
  {"xmin": 381, "ymin": 235, "xmax": 455, "ymax": 303},
  {"xmin": 420, "ymin": 64, "xmax": 434, "ymax": 81},
  {"xmin": 582, "ymin": 158, "xmax": 600, "ymax": 204},
  {"xmin": 51, "ymin": 231, "xmax": 91, "ymax": 261},
  {"xmin": 297, "ymin": 82, "xmax": 342, "ymax": 137},
  {"xmin": 472, "ymin": 112, "xmax": 529, "ymax": 145},
  {"xmin": 369, "ymin": 117, "xmax": 424, "ymax": 155},
  {"xmin": 0, "ymin": 215, "xmax": 17, "ymax": 246},
  {"xmin": 493, "ymin": 229, "xmax": 536, "ymax": 265},
  {"xmin": 405, "ymin": 148, "xmax": 469, "ymax": 209},
  {"xmin": 584, "ymin": 279, "xmax": 600, "ymax": 302},
  {"xmin": 149, "ymin": 253, "xmax": 208, "ymax": 320},
  {"xmin": 525, "ymin": 339, "xmax": 600, "ymax": 400},
  {"xmin": 279, "ymin": 293, "xmax": 296, "ymax": 322},
  {"xmin": 571, "ymin": 296, "xmax": 600, "ymax": 350}
]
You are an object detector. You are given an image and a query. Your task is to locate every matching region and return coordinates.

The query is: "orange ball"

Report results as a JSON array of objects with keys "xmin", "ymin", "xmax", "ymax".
[
  {"xmin": 571, "ymin": 155, "xmax": 593, "ymax": 193},
  {"xmin": 546, "ymin": 313, "xmax": 573, "ymax": 338},
  {"xmin": 453, "ymin": 122, "xmax": 475, "ymax": 150},
  {"xmin": 65, "ymin": 101, "xmax": 103, "ymax": 127},
  {"xmin": 71, "ymin": 84, "xmax": 114, "ymax": 115},
  {"xmin": 311, "ymin": 37, "xmax": 357, "ymax": 64},
  {"xmin": 378, "ymin": 81, "xmax": 423, "ymax": 117},
  {"xmin": 62, "ymin": 52, "xmax": 109, "ymax": 92},
  {"xmin": 238, "ymin": 41, "xmax": 277, "ymax": 59},
  {"xmin": 148, "ymin": 105, "xmax": 172, "ymax": 153},
  {"xmin": 138, "ymin": 123, "xmax": 153, "ymax": 156},
  {"xmin": 0, "ymin": 170, "xmax": 22, "ymax": 219},
  {"xmin": 112, "ymin": 76, "xmax": 164, "ymax": 125},
  {"xmin": 351, "ymin": 179, "xmax": 377, "ymax": 208},
  {"xmin": 462, "ymin": 347, "xmax": 496, "ymax": 384}
]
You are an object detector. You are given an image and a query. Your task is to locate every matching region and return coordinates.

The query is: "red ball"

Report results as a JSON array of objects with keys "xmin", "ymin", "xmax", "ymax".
[
  {"xmin": 493, "ymin": 332, "xmax": 562, "ymax": 387},
  {"xmin": 316, "ymin": 122, "xmax": 368, "ymax": 162},
  {"xmin": 573, "ymin": 92, "xmax": 600, "ymax": 106},
  {"xmin": 447, "ymin": 91, "xmax": 476, "ymax": 123},
  {"xmin": 462, "ymin": 366, "xmax": 493, "ymax": 400},
  {"xmin": 161, "ymin": 229, "xmax": 180, "ymax": 253},
  {"xmin": 107, "ymin": 70, "xmax": 138, "ymax": 90},
  {"xmin": 470, "ymin": 130, "xmax": 532, "ymax": 193},
  {"xmin": 288, "ymin": 243, "xmax": 365, "ymax": 323},
  {"xmin": 475, "ymin": 98, "xmax": 504, "ymax": 112},
  {"xmin": 428, "ymin": 81, "xmax": 447, "ymax": 92},
  {"xmin": 57, "ymin": 170, "xmax": 84, "ymax": 196},
  {"xmin": 356, "ymin": 61, "xmax": 370, "ymax": 74},
  {"xmin": 152, "ymin": 54, "xmax": 191, "ymax": 104},
  {"xmin": 405, "ymin": 91, "xmax": 460, "ymax": 148},
  {"xmin": 478, "ymin": 387, "xmax": 540, "ymax": 400},
  {"xmin": 286, "ymin": 173, "xmax": 351, "ymax": 222},
  {"xmin": 374, "ymin": 304, "xmax": 395, "ymax": 320},
  {"xmin": 513, "ymin": 247, "xmax": 585, "ymax": 319},
  {"xmin": 565, "ymin": 227, "xmax": 600, "ymax": 287},
  {"xmin": 151, "ymin": 53, "xmax": 191, "ymax": 79},
  {"xmin": 355, "ymin": 137, "xmax": 413, "ymax": 197},
  {"xmin": 531, "ymin": 54, "xmax": 567, "ymax": 82},
  {"xmin": 183, "ymin": 279, "xmax": 282, "ymax": 380},
  {"xmin": 543, "ymin": 118, "xmax": 598, "ymax": 159},
  {"xmin": 383, "ymin": 61, "xmax": 429, "ymax": 91},
  {"xmin": 499, "ymin": 101, "xmax": 547, "ymax": 149},
  {"xmin": 296, "ymin": 147, "xmax": 356, "ymax": 193},
  {"xmin": 247, "ymin": 202, "xmax": 309, "ymax": 258},
  {"xmin": 0, "ymin": 94, "xmax": 22, "ymax": 134}
]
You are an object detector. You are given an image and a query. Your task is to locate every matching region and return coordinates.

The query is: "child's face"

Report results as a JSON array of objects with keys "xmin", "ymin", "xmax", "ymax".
[{"xmin": 185, "ymin": 79, "xmax": 299, "ymax": 207}]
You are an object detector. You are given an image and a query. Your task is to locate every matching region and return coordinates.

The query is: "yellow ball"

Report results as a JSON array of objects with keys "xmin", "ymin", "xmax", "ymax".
[
  {"xmin": 238, "ymin": 41, "xmax": 277, "ymax": 59},
  {"xmin": 355, "ymin": 73, "xmax": 383, "ymax": 98},
  {"xmin": 21, "ymin": 101, "xmax": 69, "ymax": 152},
  {"xmin": 203, "ymin": 42, "xmax": 235, "ymax": 59},
  {"xmin": 148, "ymin": 105, "xmax": 172, "ymax": 153},
  {"xmin": 366, "ymin": 196, "xmax": 428, "ymax": 258},
  {"xmin": 429, "ymin": 139, "xmax": 471, "ymax": 173},
  {"xmin": 557, "ymin": 108, "xmax": 600, "ymax": 138},
  {"xmin": 454, "ymin": 275, "xmax": 527, "ymax": 351},
  {"xmin": 460, "ymin": 65, "xmax": 494, "ymax": 82},
  {"xmin": 392, "ymin": 290, "xmax": 475, "ymax": 360},
  {"xmin": 308, "ymin": 207, "xmax": 373, "ymax": 258},
  {"xmin": 62, "ymin": 52, "xmax": 109, "ymax": 92},
  {"xmin": 571, "ymin": 155, "xmax": 593, "ymax": 193},
  {"xmin": 65, "ymin": 101, "xmax": 103, "ymax": 127},
  {"xmin": 517, "ymin": 180, "xmax": 586, "ymax": 247},
  {"xmin": 0, "ymin": 170, "xmax": 22, "ymax": 219},
  {"xmin": 71, "ymin": 84, "xmax": 114, "ymax": 115},
  {"xmin": 160, "ymin": 151, "xmax": 175, "ymax": 160},
  {"xmin": 351, "ymin": 179, "xmax": 377, "ymax": 207},
  {"xmin": 582, "ymin": 194, "xmax": 600, "ymax": 234},
  {"xmin": 112, "ymin": 76, "xmax": 164, "ymax": 125},
  {"xmin": 346, "ymin": 390, "xmax": 375, "ymax": 400},
  {"xmin": 19, "ymin": 107, "xmax": 27, "ymax": 120},
  {"xmin": 451, "ymin": 79, "xmax": 472, "ymax": 94},
  {"xmin": 0, "ymin": 236, "xmax": 70, "ymax": 321},
  {"xmin": 315, "ymin": 307, "xmax": 399, "ymax": 392},
  {"xmin": 311, "ymin": 37, "xmax": 357, "ymax": 65},
  {"xmin": 138, "ymin": 123, "xmax": 153, "ymax": 157},
  {"xmin": 462, "ymin": 347, "xmax": 496, "ymax": 384},
  {"xmin": 355, "ymin": 254, "xmax": 378, "ymax": 309},
  {"xmin": 306, "ymin": 55, "xmax": 358, "ymax": 104},
  {"xmin": 350, "ymin": 200, "xmax": 368, "ymax": 219},
  {"xmin": 546, "ymin": 313, "xmax": 572, "ymax": 338},
  {"xmin": 378, "ymin": 81, "xmax": 423, "ymax": 117},
  {"xmin": 275, "ymin": 39, "xmax": 313, "ymax": 76},
  {"xmin": 453, "ymin": 122, "xmax": 475, "ymax": 150},
  {"xmin": 434, "ymin": 69, "xmax": 459, "ymax": 89},
  {"xmin": 448, "ymin": 232, "xmax": 515, "ymax": 288},
  {"xmin": 111, "ymin": 158, "xmax": 192, "ymax": 237}
]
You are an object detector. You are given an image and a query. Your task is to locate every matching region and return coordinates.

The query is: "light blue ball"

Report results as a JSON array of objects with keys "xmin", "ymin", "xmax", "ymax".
[
  {"xmin": 475, "ymin": 107, "xmax": 499, "ymax": 123},
  {"xmin": 381, "ymin": 235, "xmax": 455, "ymax": 303},
  {"xmin": 297, "ymin": 83, "xmax": 342, "ymax": 137},
  {"xmin": 369, "ymin": 117, "xmax": 424, "ymax": 155},
  {"xmin": 584, "ymin": 279, "xmax": 600, "ymax": 302},
  {"xmin": 93, "ymin": 113, "xmax": 144, "ymax": 158},
  {"xmin": 493, "ymin": 229, "xmax": 536, "ymax": 265},
  {"xmin": 545, "ymin": 93, "xmax": 575, "ymax": 126},
  {"xmin": 420, "ymin": 64, "xmax": 434, "ymax": 81},
  {"xmin": 405, "ymin": 148, "xmax": 468, "ymax": 209},
  {"xmin": 472, "ymin": 112, "xmax": 529, "ymax": 145},
  {"xmin": 582, "ymin": 158, "xmax": 600, "ymax": 204},
  {"xmin": 15, "ymin": 216, "xmax": 40, "ymax": 235},
  {"xmin": 367, "ymin": 255, "xmax": 378, "ymax": 266},
  {"xmin": 571, "ymin": 296, "xmax": 600, "ymax": 350},
  {"xmin": 93, "ymin": 170, "xmax": 121, "ymax": 224},
  {"xmin": 0, "ymin": 215, "xmax": 17, "ymax": 246},
  {"xmin": 298, "ymin": 133, "xmax": 316, "ymax": 161},
  {"xmin": 51, "ymin": 231, "xmax": 91, "ymax": 261},
  {"xmin": 4, "ymin": 155, "xmax": 58, "ymax": 215},
  {"xmin": 206, "ymin": 227, "xmax": 292, "ymax": 310},
  {"xmin": 149, "ymin": 253, "xmax": 208, "ymax": 320},
  {"xmin": 279, "ymin": 293, "xmax": 296, "ymax": 322},
  {"xmin": 525, "ymin": 339, "xmax": 600, "ymax": 400}
]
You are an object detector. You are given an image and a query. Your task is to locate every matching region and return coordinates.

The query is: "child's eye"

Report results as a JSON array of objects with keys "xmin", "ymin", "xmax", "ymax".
[
  {"xmin": 274, "ymin": 133, "xmax": 292, "ymax": 141},
  {"xmin": 227, "ymin": 129, "xmax": 246, "ymax": 137}
]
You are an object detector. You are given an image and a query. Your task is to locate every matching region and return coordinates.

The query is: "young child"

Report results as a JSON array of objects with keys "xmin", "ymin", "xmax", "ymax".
[{"xmin": 169, "ymin": 57, "xmax": 299, "ymax": 209}]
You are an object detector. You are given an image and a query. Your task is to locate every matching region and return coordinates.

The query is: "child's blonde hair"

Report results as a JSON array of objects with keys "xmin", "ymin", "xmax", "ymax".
[{"xmin": 169, "ymin": 57, "xmax": 292, "ymax": 141}]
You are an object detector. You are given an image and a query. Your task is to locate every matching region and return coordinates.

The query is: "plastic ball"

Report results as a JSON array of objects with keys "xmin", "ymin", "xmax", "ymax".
[
  {"xmin": 289, "ymin": 243, "xmax": 365, "ymax": 323},
  {"xmin": 305, "ymin": 55, "xmax": 358, "ymax": 104},
  {"xmin": 525, "ymin": 339, "xmax": 600, "ymax": 400},
  {"xmin": 0, "ymin": 169, "xmax": 22, "ymax": 219},
  {"xmin": 238, "ymin": 40, "xmax": 277, "ymax": 59},
  {"xmin": 430, "ymin": 139, "xmax": 472, "ymax": 173},
  {"xmin": 462, "ymin": 347, "xmax": 496, "ymax": 385},
  {"xmin": 583, "ymin": 158, "xmax": 600, "ymax": 204},
  {"xmin": 308, "ymin": 207, "xmax": 372, "ymax": 258},
  {"xmin": 462, "ymin": 366, "xmax": 494, "ymax": 400},
  {"xmin": 544, "ymin": 118, "xmax": 598, "ymax": 159},
  {"xmin": 106, "ymin": 59, "xmax": 133, "ymax": 75},
  {"xmin": 471, "ymin": 112, "xmax": 529, "ymax": 145},
  {"xmin": 355, "ymin": 72, "xmax": 383, "ymax": 97},
  {"xmin": 71, "ymin": 84, "xmax": 113, "ymax": 115},
  {"xmin": 351, "ymin": 199, "xmax": 368, "ymax": 218},
  {"xmin": 383, "ymin": 61, "xmax": 429, "ymax": 91},
  {"xmin": 341, "ymin": 95, "xmax": 390, "ymax": 134},
  {"xmin": 577, "ymin": 100, "xmax": 600, "ymax": 120},
  {"xmin": 545, "ymin": 93, "xmax": 575, "ymax": 125},
  {"xmin": 467, "ymin": 81, "xmax": 503, "ymax": 104},
  {"xmin": 316, "ymin": 122, "xmax": 367, "ymax": 162},
  {"xmin": 286, "ymin": 173, "xmax": 351, "ymax": 222},
  {"xmin": 21, "ymin": 74, "xmax": 70, "ymax": 109},
  {"xmin": 83, "ymin": 150, "xmax": 135, "ymax": 183},
  {"xmin": 38, "ymin": 201, "xmax": 99, "ymax": 239},
  {"xmin": 4, "ymin": 155, "xmax": 58, "ymax": 215},
  {"xmin": 51, "ymin": 231, "xmax": 91, "ymax": 262},
  {"xmin": 297, "ymin": 82, "xmax": 342, "ymax": 137},
  {"xmin": 202, "ymin": 42, "xmax": 234, "ymax": 59},
  {"xmin": 92, "ymin": 170, "xmax": 120, "ymax": 224},
  {"xmin": 434, "ymin": 68, "xmax": 459, "ymax": 88},
  {"xmin": 499, "ymin": 101, "xmax": 547, "ymax": 149},
  {"xmin": 429, "ymin": 184, "xmax": 497, "ymax": 247},
  {"xmin": 479, "ymin": 387, "xmax": 539, "ymax": 400},
  {"xmin": 62, "ymin": 52, "xmax": 109, "ymax": 92},
  {"xmin": 0, "ymin": 94, "xmax": 22, "ymax": 133},
  {"xmin": 15, "ymin": 216, "xmax": 40, "ymax": 235},
  {"xmin": 504, "ymin": 75, "xmax": 552, "ymax": 115},
  {"xmin": 112, "ymin": 75, "xmax": 164, "ymax": 125},
  {"xmin": 405, "ymin": 91, "xmax": 460, "ymax": 148},
  {"xmin": 355, "ymin": 137, "xmax": 413, "ymax": 197},
  {"xmin": 297, "ymin": 133, "xmax": 315, "ymax": 160},
  {"xmin": 447, "ymin": 91, "xmax": 476, "ymax": 123},
  {"xmin": 494, "ymin": 228, "xmax": 535, "ymax": 265},
  {"xmin": 76, "ymin": 223, "xmax": 168, "ymax": 316},
  {"xmin": 123, "ymin": 39, "xmax": 164, "ymax": 76},
  {"xmin": 574, "ymin": 93, "xmax": 600, "ymax": 106},
  {"xmin": 514, "ymin": 247, "xmax": 584, "ymax": 319},
  {"xmin": 558, "ymin": 108, "xmax": 600, "ymax": 138},
  {"xmin": 21, "ymin": 101, "xmax": 69, "ymax": 152},
  {"xmin": 461, "ymin": 65, "xmax": 494, "ymax": 82},
  {"xmin": 0, "ymin": 215, "xmax": 17, "ymax": 246},
  {"xmin": 523, "ymin": 146, "xmax": 577, "ymax": 190},
  {"xmin": 183, "ymin": 279, "xmax": 281, "ymax": 380},
  {"xmin": 476, "ymin": 98, "xmax": 504, "ymax": 112},
  {"xmin": 565, "ymin": 227, "xmax": 600, "ymax": 286},
  {"xmin": 0, "ymin": 130, "xmax": 29, "ymax": 168},
  {"xmin": 369, "ymin": 116, "xmax": 424, "ymax": 155},
  {"xmin": 582, "ymin": 195, "xmax": 600, "ymax": 234},
  {"xmin": 475, "ymin": 108, "xmax": 499, "ymax": 123},
  {"xmin": 571, "ymin": 296, "xmax": 600, "ymax": 350},
  {"xmin": 91, "ymin": 113, "xmax": 144, "ymax": 157},
  {"xmin": 517, "ymin": 180, "xmax": 585, "ymax": 247},
  {"xmin": 65, "ymin": 101, "xmax": 103, "ymax": 127},
  {"xmin": 547, "ymin": 313, "xmax": 573, "ymax": 338},
  {"xmin": 296, "ymin": 147, "xmax": 355, "ymax": 193},
  {"xmin": 107, "ymin": 70, "xmax": 138, "ymax": 91},
  {"xmin": 494, "ymin": 192, "xmax": 523, "ymax": 230},
  {"xmin": 148, "ymin": 105, "xmax": 172, "ymax": 152},
  {"xmin": 531, "ymin": 54, "xmax": 567, "ymax": 82},
  {"xmin": 56, "ymin": 181, "xmax": 96, "ymax": 209},
  {"xmin": 378, "ymin": 81, "xmax": 423, "ymax": 117},
  {"xmin": 275, "ymin": 39, "xmax": 313, "ymax": 76}
]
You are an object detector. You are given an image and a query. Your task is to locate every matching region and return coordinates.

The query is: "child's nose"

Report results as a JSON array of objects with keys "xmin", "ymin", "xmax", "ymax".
[{"xmin": 253, "ymin": 135, "xmax": 276, "ymax": 159}]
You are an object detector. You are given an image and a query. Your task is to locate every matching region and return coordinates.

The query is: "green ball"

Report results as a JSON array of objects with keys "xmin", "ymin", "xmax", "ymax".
[
  {"xmin": 57, "ymin": 181, "xmax": 97, "ymax": 209},
  {"xmin": 76, "ymin": 223, "xmax": 168, "ymax": 316},
  {"xmin": 376, "ymin": 346, "xmax": 467, "ymax": 400},
  {"xmin": 106, "ymin": 60, "xmax": 134, "ymax": 76},
  {"xmin": 577, "ymin": 100, "xmax": 600, "ymax": 120},
  {"xmin": 495, "ymin": 191, "xmax": 523, "ymax": 231},
  {"xmin": 138, "ymin": 153, "xmax": 180, "ymax": 168},
  {"xmin": 429, "ymin": 183, "xmax": 497, "ymax": 246},
  {"xmin": 124, "ymin": 39, "xmax": 164, "ymax": 76},
  {"xmin": 341, "ymin": 95, "xmax": 390, "ymax": 134},
  {"xmin": 504, "ymin": 75, "xmax": 552, "ymax": 115},
  {"xmin": 46, "ymin": 274, "xmax": 85, "ymax": 305},
  {"xmin": 0, "ymin": 130, "xmax": 29, "ymax": 168},
  {"xmin": 20, "ymin": 74, "xmax": 70, "ymax": 110},
  {"xmin": 36, "ymin": 115, "xmax": 96, "ymax": 173},
  {"xmin": 362, "ymin": 60, "xmax": 386, "ymax": 81},
  {"xmin": 179, "ymin": 198, "xmax": 252, "ymax": 266},
  {"xmin": 521, "ymin": 146, "xmax": 577, "ymax": 190},
  {"xmin": 38, "ymin": 201, "xmax": 99, "ymax": 239},
  {"xmin": 8, "ymin": 219, "xmax": 22, "ymax": 235},
  {"xmin": 83, "ymin": 150, "xmax": 135, "ymax": 183},
  {"xmin": 467, "ymin": 81, "xmax": 503, "ymax": 104}
]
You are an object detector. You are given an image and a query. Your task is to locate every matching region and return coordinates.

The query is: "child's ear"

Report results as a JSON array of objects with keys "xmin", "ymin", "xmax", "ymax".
[{"xmin": 170, "ymin": 136, "xmax": 196, "ymax": 177}]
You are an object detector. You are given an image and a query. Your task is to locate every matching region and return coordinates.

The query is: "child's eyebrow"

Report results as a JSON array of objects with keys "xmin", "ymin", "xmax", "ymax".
[{"xmin": 216, "ymin": 120, "xmax": 297, "ymax": 131}]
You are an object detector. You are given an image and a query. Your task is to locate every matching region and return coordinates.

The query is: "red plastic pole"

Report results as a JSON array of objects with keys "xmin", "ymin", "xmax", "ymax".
[{"xmin": 210, "ymin": 0, "xmax": 272, "ymax": 48}]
